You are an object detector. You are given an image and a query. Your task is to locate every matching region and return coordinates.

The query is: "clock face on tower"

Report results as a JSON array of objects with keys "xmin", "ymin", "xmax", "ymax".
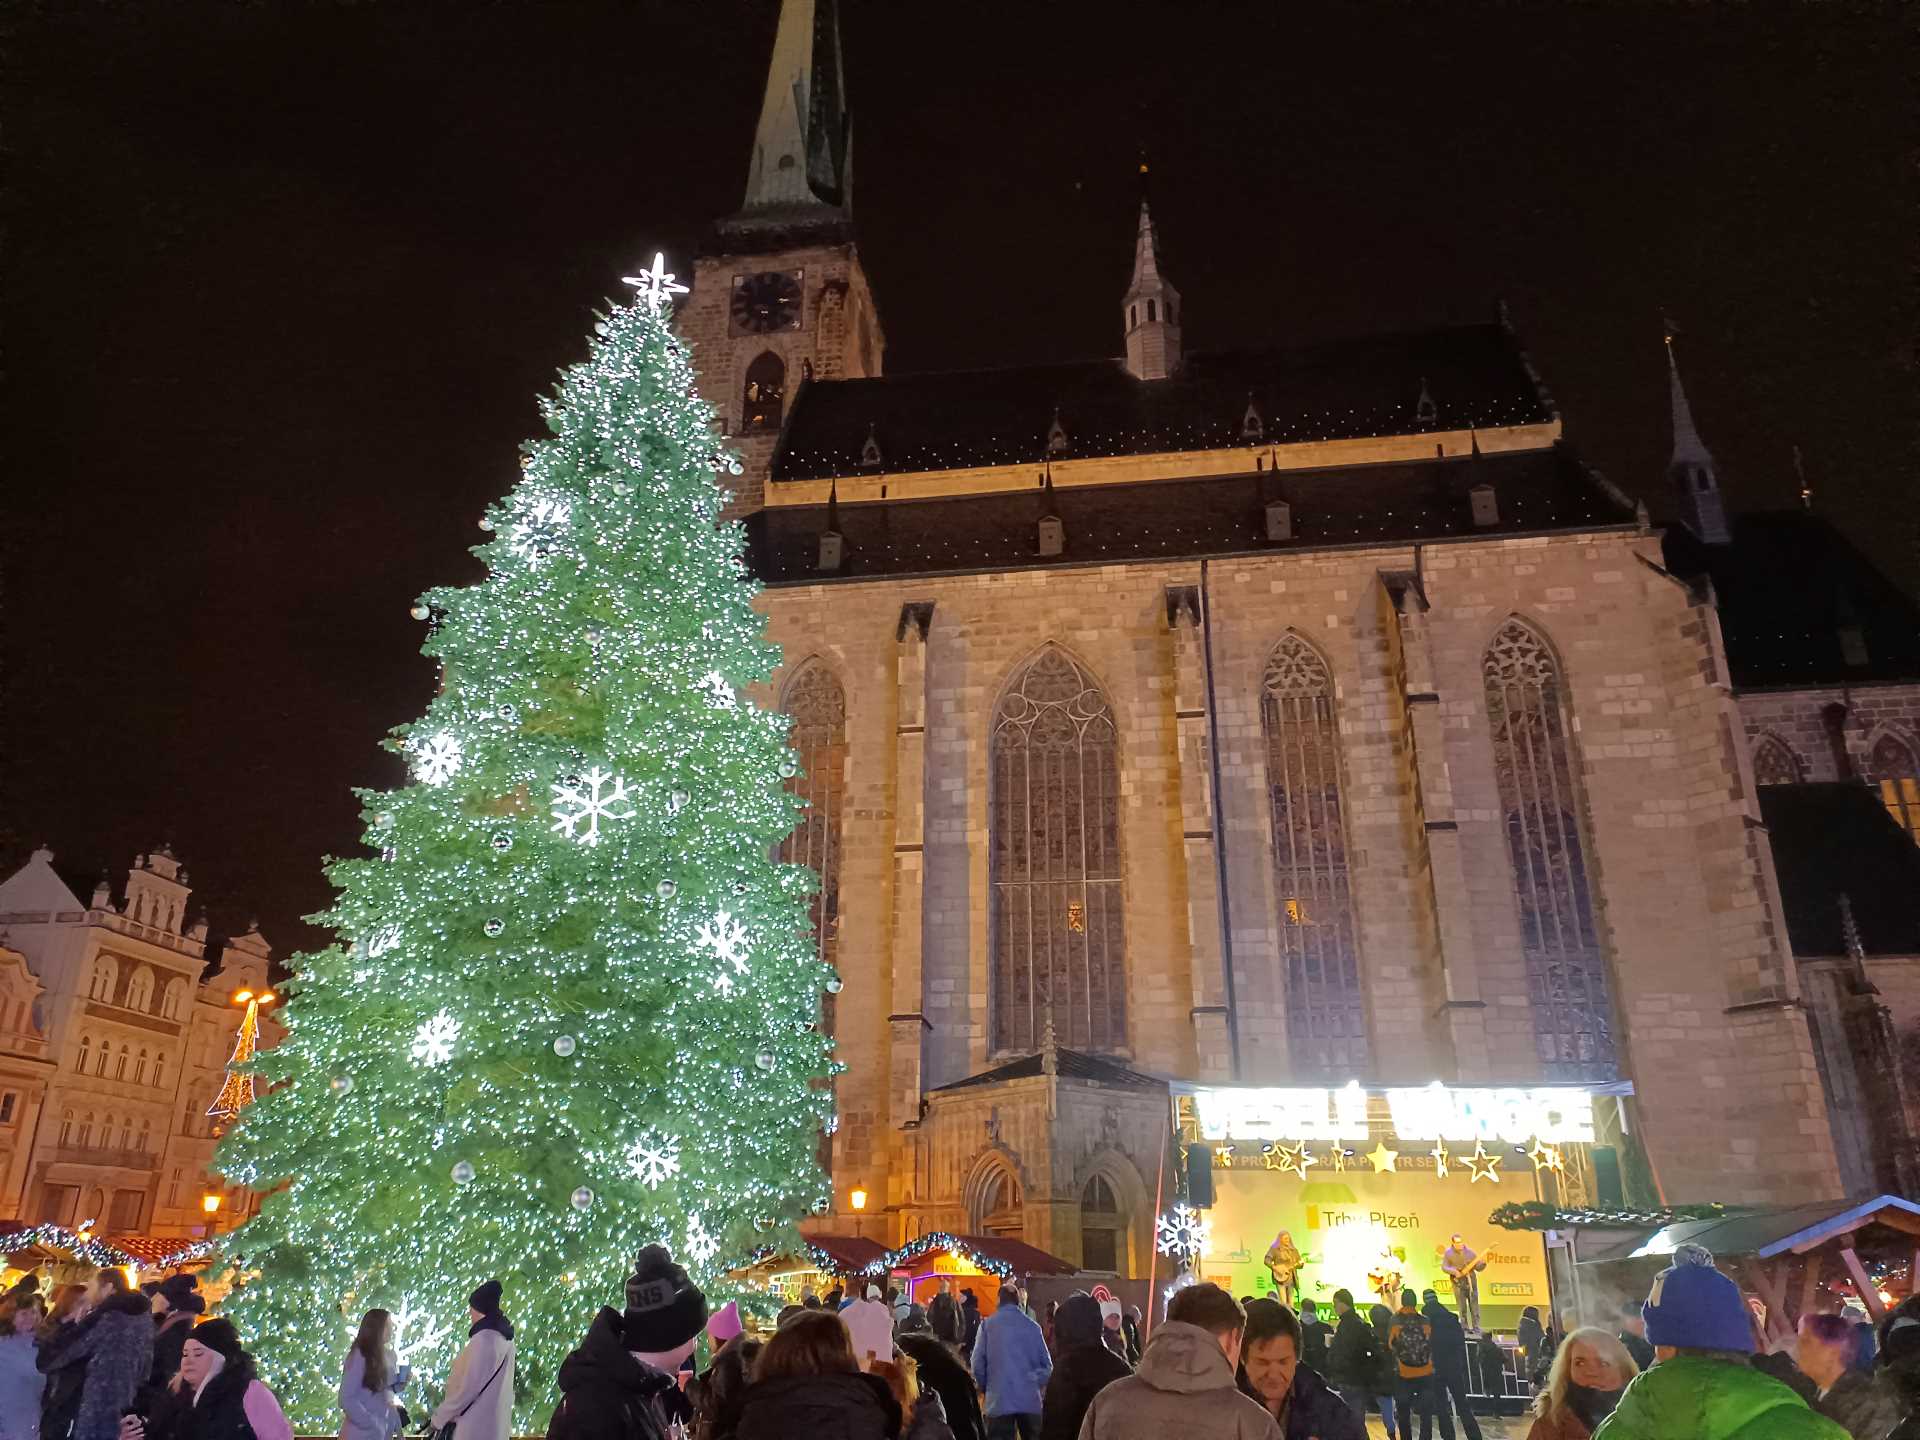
[{"xmin": 729, "ymin": 269, "xmax": 804, "ymax": 335}]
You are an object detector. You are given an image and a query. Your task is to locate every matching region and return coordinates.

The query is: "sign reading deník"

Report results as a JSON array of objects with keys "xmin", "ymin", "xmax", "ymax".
[{"xmin": 1192, "ymin": 1080, "xmax": 1596, "ymax": 1147}]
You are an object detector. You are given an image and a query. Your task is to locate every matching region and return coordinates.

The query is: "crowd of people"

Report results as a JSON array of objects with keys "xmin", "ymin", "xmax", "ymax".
[{"xmin": 2, "ymin": 1239, "xmax": 1919, "ymax": 1440}]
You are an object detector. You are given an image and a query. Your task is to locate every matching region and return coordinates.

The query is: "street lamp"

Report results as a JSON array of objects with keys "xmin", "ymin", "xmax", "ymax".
[
  {"xmin": 850, "ymin": 1188, "xmax": 868, "ymax": 1212},
  {"xmin": 201, "ymin": 1193, "xmax": 222, "ymax": 1215}
]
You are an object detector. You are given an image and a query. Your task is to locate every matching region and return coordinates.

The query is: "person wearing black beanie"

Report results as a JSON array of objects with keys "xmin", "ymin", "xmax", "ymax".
[
  {"xmin": 143, "ymin": 1273, "xmax": 206, "ymax": 1407},
  {"xmin": 122, "ymin": 1315, "xmax": 295, "ymax": 1440},
  {"xmin": 429, "ymin": 1280, "xmax": 516, "ymax": 1440}
]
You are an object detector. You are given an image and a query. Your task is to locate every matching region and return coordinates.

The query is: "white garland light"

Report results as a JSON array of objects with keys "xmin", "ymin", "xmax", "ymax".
[
  {"xmin": 551, "ymin": 767, "xmax": 637, "ymax": 846},
  {"xmin": 626, "ymin": 1132, "xmax": 681, "ymax": 1190},
  {"xmin": 1155, "ymin": 1202, "xmax": 1210, "ymax": 1264},
  {"xmin": 413, "ymin": 732, "xmax": 463, "ymax": 787},
  {"xmin": 410, "ymin": 1010, "xmax": 461, "ymax": 1067},
  {"xmin": 697, "ymin": 670, "xmax": 737, "ymax": 711}
]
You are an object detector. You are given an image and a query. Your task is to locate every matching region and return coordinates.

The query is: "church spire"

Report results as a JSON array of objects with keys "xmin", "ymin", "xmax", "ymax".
[
  {"xmin": 1122, "ymin": 162, "xmax": 1182, "ymax": 381},
  {"xmin": 1664, "ymin": 326, "xmax": 1730, "ymax": 544},
  {"xmin": 739, "ymin": 0, "xmax": 851, "ymax": 216}
]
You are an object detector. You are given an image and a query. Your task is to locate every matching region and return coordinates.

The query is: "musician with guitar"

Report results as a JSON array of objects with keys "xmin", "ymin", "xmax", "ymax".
[{"xmin": 1440, "ymin": 1235, "xmax": 1487, "ymax": 1331}]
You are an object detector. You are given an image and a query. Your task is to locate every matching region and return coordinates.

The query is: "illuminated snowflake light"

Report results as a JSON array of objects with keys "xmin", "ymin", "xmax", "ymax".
[
  {"xmin": 365, "ymin": 926, "xmax": 401, "ymax": 959},
  {"xmin": 507, "ymin": 494, "xmax": 571, "ymax": 564},
  {"xmin": 626, "ymin": 1132, "xmax": 680, "ymax": 1190},
  {"xmin": 697, "ymin": 670, "xmax": 737, "ymax": 711},
  {"xmin": 550, "ymin": 767, "xmax": 637, "ymax": 846},
  {"xmin": 695, "ymin": 910, "xmax": 751, "ymax": 994},
  {"xmin": 1155, "ymin": 1202, "xmax": 1210, "ymax": 1264},
  {"xmin": 391, "ymin": 1299, "xmax": 451, "ymax": 1363},
  {"xmin": 410, "ymin": 1010, "xmax": 461, "ymax": 1067},
  {"xmin": 684, "ymin": 1211, "xmax": 718, "ymax": 1268},
  {"xmin": 412, "ymin": 732, "xmax": 462, "ymax": 787}
]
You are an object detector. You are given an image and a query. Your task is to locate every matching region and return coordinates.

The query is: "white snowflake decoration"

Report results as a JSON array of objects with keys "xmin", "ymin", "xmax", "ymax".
[
  {"xmin": 365, "ymin": 925, "xmax": 401, "ymax": 959},
  {"xmin": 551, "ymin": 767, "xmax": 637, "ymax": 846},
  {"xmin": 697, "ymin": 670, "xmax": 737, "ymax": 711},
  {"xmin": 623, "ymin": 251, "xmax": 689, "ymax": 312},
  {"xmin": 626, "ymin": 1132, "xmax": 681, "ymax": 1190},
  {"xmin": 695, "ymin": 910, "xmax": 752, "ymax": 994},
  {"xmin": 684, "ymin": 1211, "xmax": 718, "ymax": 1268},
  {"xmin": 390, "ymin": 1299, "xmax": 452, "ymax": 1363},
  {"xmin": 1155, "ymin": 1202, "xmax": 1210, "ymax": 1264},
  {"xmin": 410, "ymin": 1010, "xmax": 461, "ymax": 1067},
  {"xmin": 413, "ymin": 731, "xmax": 462, "ymax": 787},
  {"xmin": 507, "ymin": 494, "xmax": 571, "ymax": 564}
]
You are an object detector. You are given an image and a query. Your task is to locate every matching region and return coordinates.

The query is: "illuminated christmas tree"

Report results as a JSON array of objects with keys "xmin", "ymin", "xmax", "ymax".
[{"xmin": 215, "ymin": 256, "xmax": 834, "ymax": 1427}]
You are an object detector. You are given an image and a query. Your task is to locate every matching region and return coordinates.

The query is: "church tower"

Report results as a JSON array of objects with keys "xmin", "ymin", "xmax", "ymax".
[
  {"xmin": 1121, "ymin": 182, "xmax": 1182, "ymax": 381},
  {"xmin": 1665, "ymin": 331, "xmax": 1730, "ymax": 544},
  {"xmin": 680, "ymin": 0, "xmax": 885, "ymax": 516}
]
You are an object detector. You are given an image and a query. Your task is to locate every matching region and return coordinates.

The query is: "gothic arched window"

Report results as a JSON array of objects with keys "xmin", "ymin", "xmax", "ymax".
[
  {"xmin": 1752, "ymin": 734, "xmax": 1802, "ymax": 787},
  {"xmin": 125, "ymin": 967, "xmax": 154, "ymax": 1012},
  {"xmin": 1866, "ymin": 734, "xmax": 1920, "ymax": 845},
  {"xmin": 742, "ymin": 351, "xmax": 785, "ymax": 434},
  {"xmin": 1080, "ymin": 1174, "xmax": 1123, "ymax": 1273},
  {"xmin": 1261, "ymin": 634, "xmax": 1368, "ymax": 1074},
  {"xmin": 77, "ymin": 1034, "xmax": 91, "ymax": 1073},
  {"xmin": 1484, "ymin": 618, "xmax": 1616, "ymax": 1078},
  {"xmin": 990, "ymin": 646, "xmax": 1127, "ymax": 1054},
  {"xmin": 88, "ymin": 957, "xmax": 117, "ymax": 1002}
]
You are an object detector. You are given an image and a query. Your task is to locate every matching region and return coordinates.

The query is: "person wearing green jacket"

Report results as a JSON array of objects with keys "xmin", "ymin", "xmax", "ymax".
[{"xmin": 1593, "ymin": 1254, "xmax": 1848, "ymax": 1440}]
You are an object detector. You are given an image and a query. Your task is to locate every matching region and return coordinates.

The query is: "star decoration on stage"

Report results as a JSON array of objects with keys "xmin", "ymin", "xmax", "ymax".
[
  {"xmin": 1331, "ymin": 1147, "xmax": 1350, "ymax": 1172},
  {"xmin": 1527, "ymin": 1138, "xmax": 1564, "ymax": 1173},
  {"xmin": 1465, "ymin": 1140, "xmax": 1502, "ymax": 1184},
  {"xmin": 1430, "ymin": 1142, "xmax": 1451, "ymax": 1179},
  {"xmin": 1273, "ymin": 1141, "xmax": 1316, "ymax": 1181},
  {"xmin": 1367, "ymin": 1141, "xmax": 1399, "ymax": 1173},
  {"xmin": 623, "ymin": 251, "xmax": 689, "ymax": 312}
]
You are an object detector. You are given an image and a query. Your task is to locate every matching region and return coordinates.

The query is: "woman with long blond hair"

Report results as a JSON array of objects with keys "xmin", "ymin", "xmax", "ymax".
[{"xmin": 1527, "ymin": 1327, "xmax": 1640, "ymax": 1440}]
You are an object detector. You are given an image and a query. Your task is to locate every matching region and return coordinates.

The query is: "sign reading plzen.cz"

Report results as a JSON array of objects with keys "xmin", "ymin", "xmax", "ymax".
[{"xmin": 1191, "ymin": 1080, "xmax": 1597, "ymax": 1146}]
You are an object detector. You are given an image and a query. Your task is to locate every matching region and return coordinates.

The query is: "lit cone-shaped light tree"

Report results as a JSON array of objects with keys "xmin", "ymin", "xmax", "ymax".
[{"xmin": 215, "ymin": 256, "xmax": 833, "ymax": 1428}]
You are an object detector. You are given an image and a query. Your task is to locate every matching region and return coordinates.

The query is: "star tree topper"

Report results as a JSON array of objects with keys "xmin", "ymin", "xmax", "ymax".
[{"xmin": 623, "ymin": 252, "xmax": 689, "ymax": 312}]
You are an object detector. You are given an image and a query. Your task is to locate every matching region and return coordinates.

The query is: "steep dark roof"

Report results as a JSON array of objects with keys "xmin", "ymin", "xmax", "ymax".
[
  {"xmin": 932, "ymin": 1048, "xmax": 1166, "ymax": 1094},
  {"xmin": 746, "ymin": 442, "xmax": 1635, "ymax": 583},
  {"xmin": 772, "ymin": 322, "xmax": 1552, "ymax": 482},
  {"xmin": 1664, "ymin": 512, "xmax": 1920, "ymax": 688},
  {"xmin": 1758, "ymin": 784, "xmax": 1920, "ymax": 955}
]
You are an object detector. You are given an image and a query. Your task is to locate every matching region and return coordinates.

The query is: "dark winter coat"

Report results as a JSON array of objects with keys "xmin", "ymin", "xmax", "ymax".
[
  {"xmin": 1040, "ymin": 1296, "xmax": 1131, "ymax": 1440},
  {"xmin": 1298, "ymin": 1320, "xmax": 1332, "ymax": 1376},
  {"xmin": 896, "ymin": 1334, "xmax": 985, "ymax": 1440},
  {"xmin": 1814, "ymin": 1368, "xmax": 1905, "ymax": 1440},
  {"xmin": 139, "ymin": 1354, "xmax": 285, "ymax": 1440},
  {"xmin": 1369, "ymin": 1306, "xmax": 1402, "ymax": 1390},
  {"xmin": 961, "ymin": 1300, "xmax": 983, "ymax": 1356},
  {"xmin": 732, "ymin": 1371, "xmax": 902, "ymax": 1440},
  {"xmin": 544, "ymin": 1307, "xmax": 672, "ymax": 1440},
  {"xmin": 37, "ymin": 1313, "xmax": 92, "ymax": 1440},
  {"xmin": 143, "ymin": 1312, "xmax": 195, "ymax": 1411},
  {"xmin": 904, "ymin": 1390, "xmax": 957, "ymax": 1440},
  {"xmin": 1422, "ymin": 1300, "xmax": 1471, "ymax": 1382},
  {"xmin": 1238, "ymin": 1360, "xmax": 1366, "ymax": 1440},
  {"xmin": 41, "ymin": 1292, "xmax": 154, "ymax": 1440},
  {"xmin": 1325, "ymin": 1311, "xmax": 1378, "ymax": 1391},
  {"xmin": 928, "ymin": 1294, "xmax": 965, "ymax": 1348}
]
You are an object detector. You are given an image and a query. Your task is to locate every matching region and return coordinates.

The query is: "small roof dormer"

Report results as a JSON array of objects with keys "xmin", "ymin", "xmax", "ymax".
[{"xmin": 1121, "ymin": 168, "xmax": 1182, "ymax": 382}]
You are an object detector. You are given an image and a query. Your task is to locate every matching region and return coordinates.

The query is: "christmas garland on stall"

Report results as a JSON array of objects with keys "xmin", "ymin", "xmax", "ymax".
[
  {"xmin": 0, "ymin": 1223, "xmax": 214, "ymax": 1271},
  {"xmin": 1488, "ymin": 1200, "xmax": 1735, "ymax": 1231}
]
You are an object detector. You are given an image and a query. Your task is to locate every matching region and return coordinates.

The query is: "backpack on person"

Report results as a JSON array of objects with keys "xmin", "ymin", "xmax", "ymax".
[{"xmin": 1390, "ymin": 1315, "xmax": 1432, "ymax": 1371}]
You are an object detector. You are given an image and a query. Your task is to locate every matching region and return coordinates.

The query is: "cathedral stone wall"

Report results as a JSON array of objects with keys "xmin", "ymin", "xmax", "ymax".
[
  {"xmin": 754, "ymin": 523, "xmax": 1843, "ymax": 1229},
  {"xmin": 1737, "ymin": 683, "xmax": 1920, "ymax": 784}
]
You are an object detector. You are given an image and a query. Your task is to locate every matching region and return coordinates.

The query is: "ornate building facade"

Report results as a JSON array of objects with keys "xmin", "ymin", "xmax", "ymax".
[
  {"xmin": 672, "ymin": 0, "xmax": 1880, "ymax": 1288},
  {"xmin": 0, "ymin": 847, "xmax": 281, "ymax": 1240}
]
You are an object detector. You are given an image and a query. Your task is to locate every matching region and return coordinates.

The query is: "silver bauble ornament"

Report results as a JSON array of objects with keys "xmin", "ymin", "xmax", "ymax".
[
  {"xmin": 755, "ymin": 1048, "xmax": 776, "ymax": 1072},
  {"xmin": 410, "ymin": 603, "xmax": 431, "ymax": 621},
  {"xmin": 570, "ymin": 1186, "xmax": 595, "ymax": 1211},
  {"xmin": 452, "ymin": 1161, "xmax": 475, "ymax": 1185},
  {"xmin": 669, "ymin": 789, "xmax": 691, "ymax": 814},
  {"xmin": 553, "ymin": 1035, "xmax": 577, "ymax": 1057},
  {"xmin": 779, "ymin": 755, "xmax": 799, "ymax": 779},
  {"xmin": 484, "ymin": 918, "xmax": 504, "ymax": 937},
  {"xmin": 330, "ymin": 1075, "xmax": 354, "ymax": 1095},
  {"xmin": 490, "ymin": 832, "xmax": 512, "ymax": 851},
  {"xmin": 656, "ymin": 878, "xmax": 678, "ymax": 900},
  {"xmin": 825, "ymin": 976, "xmax": 844, "ymax": 995}
]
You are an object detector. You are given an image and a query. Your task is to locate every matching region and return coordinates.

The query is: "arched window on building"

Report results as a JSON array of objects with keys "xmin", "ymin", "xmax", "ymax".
[
  {"xmin": 140, "ymin": 1118, "xmax": 153, "ymax": 1152},
  {"xmin": 1261, "ymin": 633, "xmax": 1369, "ymax": 1073},
  {"xmin": 78, "ymin": 1034, "xmax": 92, "ymax": 1074},
  {"xmin": 58, "ymin": 1110, "xmax": 73, "ymax": 1146},
  {"xmin": 1866, "ymin": 733, "xmax": 1920, "ymax": 845},
  {"xmin": 153, "ymin": 1053, "xmax": 165, "ymax": 1089},
  {"xmin": 125, "ymin": 967, "xmax": 154, "ymax": 1012},
  {"xmin": 118, "ymin": 1117, "xmax": 132, "ymax": 1150},
  {"xmin": 113, "ymin": 1044, "xmax": 129, "ymax": 1080},
  {"xmin": 95, "ymin": 1042, "xmax": 110, "ymax": 1076},
  {"xmin": 989, "ymin": 646, "xmax": 1128, "ymax": 1055},
  {"xmin": 1484, "ymin": 617, "xmax": 1616, "ymax": 1078},
  {"xmin": 779, "ymin": 660, "xmax": 847, "ymax": 1181},
  {"xmin": 1752, "ymin": 734, "xmax": 1803, "ymax": 787},
  {"xmin": 87, "ymin": 957, "xmax": 117, "ymax": 1002},
  {"xmin": 972, "ymin": 1163, "xmax": 1023, "ymax": 1238},
  {"xmin": 78, "ymin": 1112, "xmax": 96, "ymax": 1149},
  {"xmin": 742, "ymin": 351, "xmax": 786, "ymax": 434},
  {"xmin": 161, "ymin": 978, "xmax": 186, "ymax": 1021},
  {"xmin": 1080, "ymin": 1174, "xmax": 1123, "ymax": 1273},
  {"xmin": 134, "ymin": 1048, "xmax": 149, "ymax": 1085}
]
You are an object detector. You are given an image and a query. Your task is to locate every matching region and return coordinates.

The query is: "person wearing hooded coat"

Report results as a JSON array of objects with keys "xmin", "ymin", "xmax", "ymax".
[
  {"xmin": 429, "ymin": 1281, "xmax": 515, "ymax": 1440},
  {"xmin": 896, "ymin": 1322, "xmax": 986, "ymax": 1440},
  {"xmin": 41, "ymin": 1272, "xmax": 152, "ymax": 1440},
  {"xmin": 120, "ymin": 1317, "xmax": 293, "ymax": 1440},
  {"xmin": 547, "ymin": 1245, "xmax": 708, "ymax": 1440},
  {"xmin": 1040, "ymin": 1294, "xmax": 1130, "ymax": 1440},
  {"xmin": 143, "ymin": 1277, "xmax": 204, "ymax": 1411},
  {"xmin": 733, "ymin": 1310, "xmax": 901, "ymax": 1440}
]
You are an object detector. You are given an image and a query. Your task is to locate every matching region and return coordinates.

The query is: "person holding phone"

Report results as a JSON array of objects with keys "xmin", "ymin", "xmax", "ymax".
[{"xmin": 115, "ymin": 1318, "xmax": 292, "ymax": 1440}]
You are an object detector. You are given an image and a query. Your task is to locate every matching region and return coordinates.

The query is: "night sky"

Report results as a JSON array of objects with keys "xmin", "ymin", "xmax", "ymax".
[{"xmin": 6, "ymin": 1, "xmax": 1910, "ymax": 956}]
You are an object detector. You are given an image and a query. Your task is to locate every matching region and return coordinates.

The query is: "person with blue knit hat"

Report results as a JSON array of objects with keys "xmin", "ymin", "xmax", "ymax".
[{"xmin": 1592, "ymin": 1251, "xmax": 1847, "ymax": 1440}]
